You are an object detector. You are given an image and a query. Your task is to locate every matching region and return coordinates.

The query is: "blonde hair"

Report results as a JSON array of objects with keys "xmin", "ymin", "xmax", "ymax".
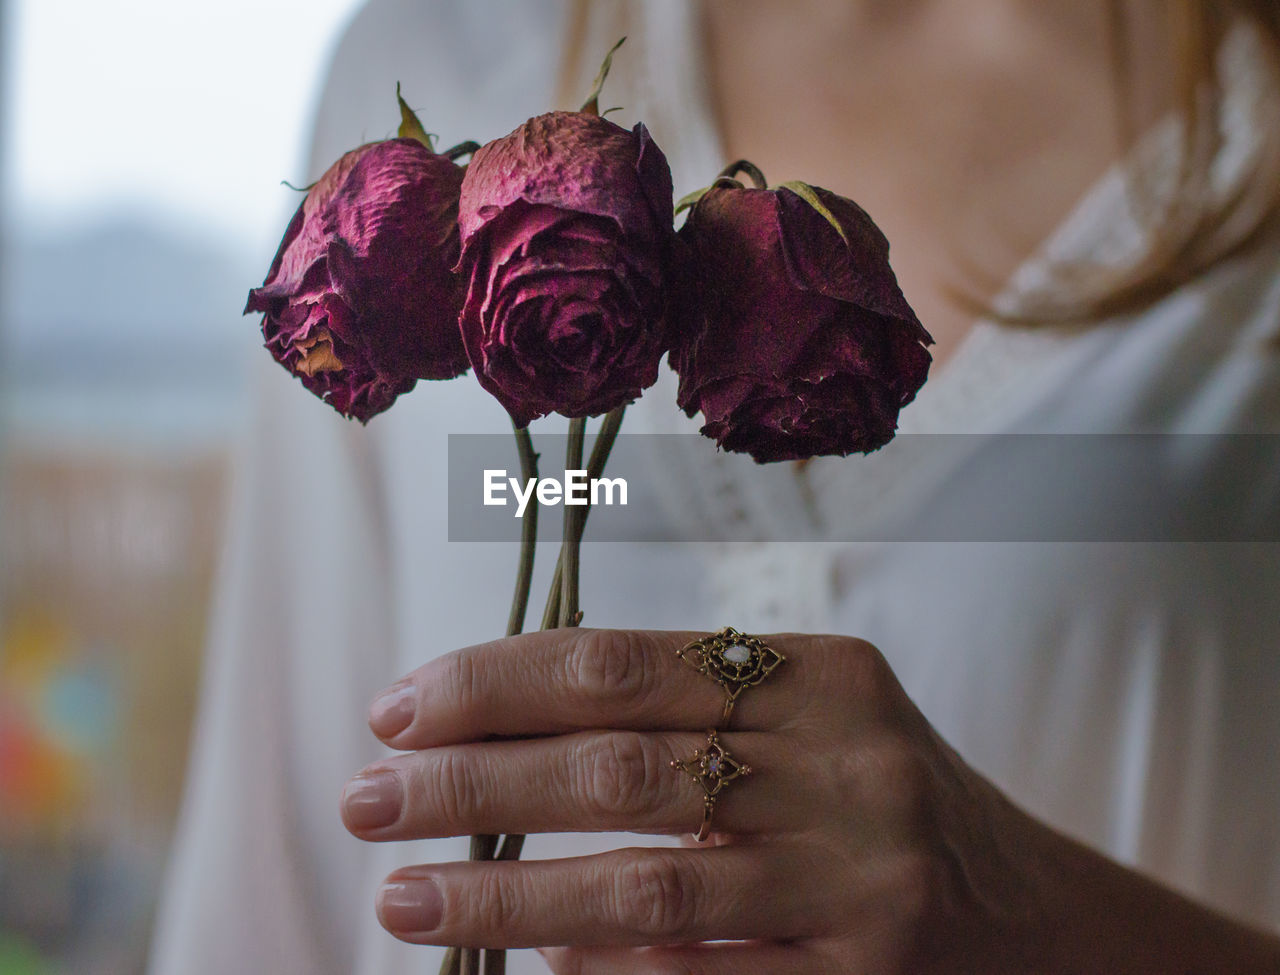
[
  {"xmin": 557, "ymin": 0, "xmax": 1280, "ymax": 325},
  {"xmin": 1022, "ymin": 0, "xmax": 1280, "ymax": 325}
]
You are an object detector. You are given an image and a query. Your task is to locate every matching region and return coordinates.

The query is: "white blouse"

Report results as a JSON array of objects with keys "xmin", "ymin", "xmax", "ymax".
[{"xmin": 148, "ymin": 3, "xmax": 1280, "ymax": 974}]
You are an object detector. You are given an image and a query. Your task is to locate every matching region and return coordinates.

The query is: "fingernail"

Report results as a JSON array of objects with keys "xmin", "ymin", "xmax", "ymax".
[
  {"xmin": 378, "ymin": 878, "xmax": 444, "ymax": 934},
  {"xmin": 370, "ymin": 680, "xmax": 417, "ymax": 738},
  {"xmin": 341, "ymin": 771, "xmax": 402, "ymax": 830}
]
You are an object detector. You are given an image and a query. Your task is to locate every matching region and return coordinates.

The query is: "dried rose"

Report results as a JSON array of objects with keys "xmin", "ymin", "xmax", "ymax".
[
  {"xmin": 455, "ymin": 111, "xmax": 675, "ymax": 426},
  {"xmin": 245, "ymin": 138, "xmax": 468, "ymax": 422},
  {"xmin": 671, "ymin": 180, "xmax": 933, "ymax": 462}
]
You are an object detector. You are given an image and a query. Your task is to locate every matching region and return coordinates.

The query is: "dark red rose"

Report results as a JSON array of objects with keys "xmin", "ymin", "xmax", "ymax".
[
  {"xmin": 456, "ymin": 111, "xmax": 675, "ymax": 426},
  {"xmin": 671, "ymin": 183, "xmax": 933, "ymax": 462},
  {"xmin": 245, "ymin": 138, "xmax": 468, "ymax": 422}
]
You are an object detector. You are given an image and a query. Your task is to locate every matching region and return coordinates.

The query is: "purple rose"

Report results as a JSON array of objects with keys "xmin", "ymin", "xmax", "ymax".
[
  {"xmin": 456, "ymin": 111, "xmax": 675, "ymax": 426},
  {"xmin": 245, "ymin": 138, "xmax": 469, "ymax": 422},
  {"xmin": 671, "ymin": 183, "xmax": 933, "ymax": 462}
]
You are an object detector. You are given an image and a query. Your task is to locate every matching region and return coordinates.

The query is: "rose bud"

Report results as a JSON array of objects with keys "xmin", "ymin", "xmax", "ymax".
[
  {"xmin": 671, "ymin": 177, "xmax": 933, "ymax": 463},
  {"xmin": 456, "ymin": 111, "xmax": 676, "ymax": 426},
  {"xmin": 245, "ymin": 138, "xmax": 469, "ymax": 422}
]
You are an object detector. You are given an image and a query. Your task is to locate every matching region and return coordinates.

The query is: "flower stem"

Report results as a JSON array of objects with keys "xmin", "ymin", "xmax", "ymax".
[
  {"xmin": 479, "ymin": 407, "xmax": 627, "ymax": 975},
  {"xmin": 539, "ymin": 406, "xmax": 626, "ymax": 629},
  {"xmin": 540, "ymin": 555, "xmax": 564, "ymax": 631},
  {"xmin": 444, "ymin": 140, "xmax": 482, "ymax": 162},
  {"xmin": 717, "ymin": 159, "xmax": 768, "ymax": 189},
  {"xmin": 588, "ymin": 406, "xmax": 628, "ymax": 481},
  {"xmin": 453, "ymin": 425, "xmax": 538, "ymax": 975},
  {"xmin": 559, "ymin": 419, "xmax": 587, "ymax": 627},
  {"xmin": 506, "ymin": 423, "xmax": 539, "ymax": 636}
]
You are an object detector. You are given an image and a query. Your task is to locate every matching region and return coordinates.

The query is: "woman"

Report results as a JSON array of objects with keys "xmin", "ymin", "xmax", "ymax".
[{"xmin": 150, "ymin": 1, "xmax": 1280, "ymax": 973}]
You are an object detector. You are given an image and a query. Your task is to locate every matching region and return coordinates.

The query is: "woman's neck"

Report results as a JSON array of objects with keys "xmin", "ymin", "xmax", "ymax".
[{"xmin": 700, "ymin": 0, "xmax": 1171, "ymax": 364}]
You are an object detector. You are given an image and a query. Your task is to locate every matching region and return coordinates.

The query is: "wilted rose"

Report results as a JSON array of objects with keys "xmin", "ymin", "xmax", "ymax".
[
  {"xmin": 245, "ymin": 138, "xmax": 469, "ymax": 422},
  {"xmin": 456, "ymin": 111, "xmax": 675, "ymax": 426},
  {"xmin": 671, "ymin": 182, "xmax": 933, "ymax": 462}
]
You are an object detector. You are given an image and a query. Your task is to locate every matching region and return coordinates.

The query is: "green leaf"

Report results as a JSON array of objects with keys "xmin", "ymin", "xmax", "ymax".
[
  {"xmin": 580, "ymin": 37, "xmax": 626, "ymax": 115},
  {"xmin": 396, "ymin": 82, "xmax": 436, "ymax": 151},
  {"xmin": 777, "ymin": 180, "xmax": 849, "ymax": 246}
]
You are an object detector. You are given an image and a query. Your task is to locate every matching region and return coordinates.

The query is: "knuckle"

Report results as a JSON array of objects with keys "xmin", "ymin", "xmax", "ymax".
[
  {"xmin": 611, "ymin": 851, "xmax": 701, "ymax": 941},
  {"xmin": 819, "ymin": 637, "xmax": 896, "ymax": 705},
  {"xmin": 470, "ymin": 868, "xmax": 523, "ymax": 938},
  {"xmin": 428, "ymin": 749, "xmax": 483, "ymax": 832},
  {"xmin": 837, "ymin": 734, "xmax": 938, "ymax": 837},
  {"xmin": 568, "ymin": 630, "xmax": 657, "ymax": 711},
  {"xmin": 579, "ymin": 732, "xmax": 659, "ymax": 822},
  {"xmin": 871, "ymin": 737, "xmax": 937, "ymax": 820},
  {"xmin": 440, "ymin": 650, "xmax": 486, "ymax": 725}
]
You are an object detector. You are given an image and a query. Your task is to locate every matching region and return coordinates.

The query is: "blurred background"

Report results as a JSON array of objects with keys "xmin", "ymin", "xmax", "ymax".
[{"xmin": 0, "ymin": 2, "xmax": 365, "ymax": 971}]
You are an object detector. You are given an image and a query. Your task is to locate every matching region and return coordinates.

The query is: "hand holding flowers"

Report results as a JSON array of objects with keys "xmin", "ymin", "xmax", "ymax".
[
  {"xmin": 246, "ymin": 41, "xmax": 933, "ymax": 975},
  {"xmin": 344, "ymin": 629, "xmax": 1049, "ymax": 974}
]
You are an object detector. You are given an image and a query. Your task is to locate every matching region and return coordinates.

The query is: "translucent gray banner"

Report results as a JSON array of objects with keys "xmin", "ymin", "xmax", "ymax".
[{"xmin": 447, "ymin": 433, "xmax": 1280, "ymax": 543}]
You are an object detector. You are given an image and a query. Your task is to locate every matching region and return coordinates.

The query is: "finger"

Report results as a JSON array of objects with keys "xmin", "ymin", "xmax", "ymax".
[
  {"xmin": 370, "ymin": 628, "xmax": 834, "ymax": 748},
  {"xmin": 374, "ymin": 845, "xmax": 831, "ymax": 948},
  {"xmin": 342, "ymin": 730, "xmax": 820, "ymax": 840},
  {"xmin": 540, "ymin": 941, "xmax": 835, "ymax": 975}
]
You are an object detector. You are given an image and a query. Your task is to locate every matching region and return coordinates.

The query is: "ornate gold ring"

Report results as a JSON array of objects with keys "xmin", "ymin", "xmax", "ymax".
[
  {"xmin": 676, "ymin": 627, "xmax": 785, "ymax": 727},
  {"xmin": 669, "ymin": 729, "xmax": 752, "ymax": 842}
]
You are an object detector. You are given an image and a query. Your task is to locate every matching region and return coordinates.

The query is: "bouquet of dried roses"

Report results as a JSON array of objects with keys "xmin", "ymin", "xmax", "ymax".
[{"xmin": 245, "ymin": 41, "xmax": 931, "ymax": 975}]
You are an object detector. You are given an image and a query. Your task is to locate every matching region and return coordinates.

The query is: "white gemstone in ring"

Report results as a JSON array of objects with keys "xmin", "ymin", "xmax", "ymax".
[{"xmin": 676, "ymin": 628, "xmax": 787, "ymax": 728}]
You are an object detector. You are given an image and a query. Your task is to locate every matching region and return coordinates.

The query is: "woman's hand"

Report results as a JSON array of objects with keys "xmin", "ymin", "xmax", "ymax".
[
  {"xmin": 339, "ymin": 629, "xmax": 1042, "ymax": 972},
  {"xmin": 340, "ymin": 629, "xmax": 1280, "ymax": 974}
]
